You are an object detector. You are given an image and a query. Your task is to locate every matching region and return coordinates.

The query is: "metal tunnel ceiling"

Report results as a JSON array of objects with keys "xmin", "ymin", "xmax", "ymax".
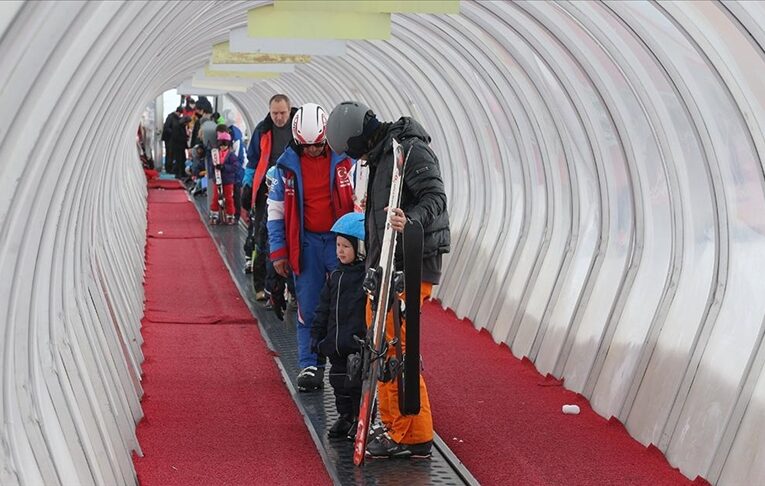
[{"xmin": 1, "ymin": 1, "xmax": 764, "ymax": 484}]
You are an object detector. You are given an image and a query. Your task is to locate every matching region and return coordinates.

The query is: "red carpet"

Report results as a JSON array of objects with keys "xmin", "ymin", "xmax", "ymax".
[
  {"xmin": 134, "ymin": 182, "xmax": 330, "ymax": 486},
  {"xmin": 147, "ymin": 179, "xmax": 186, "ymax": 190},
  {"xmin": 146, "ymin": 203, "xmax": 210, "ymax": 239},
  {"xmin": 422, "ymin": 302, "xmax": 703, "ymax": 486}
]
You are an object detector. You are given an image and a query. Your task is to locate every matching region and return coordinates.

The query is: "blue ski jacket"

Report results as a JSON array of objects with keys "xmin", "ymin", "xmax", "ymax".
[{"xmin": 267, "ymin": 144, "xmax": 355, "ymax": 275}]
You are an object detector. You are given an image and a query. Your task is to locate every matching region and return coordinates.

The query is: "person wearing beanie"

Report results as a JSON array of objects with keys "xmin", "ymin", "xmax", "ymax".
[
  {"xmin": 183, "ymin": 96, "xmax": 196, "ymax": 119},
  {"xmin": 161, "ymin": 106, "xmax": 183, "ymax": 174},
  {"xmin": 208, "ymin": 128, "xmax": 238, "ymax": 225},
  {"xmin": 326, "ymin": 101, "xmax": 451, "ymax": 459},
  {"xmin": 191, "ymin": 96, "xmax": 215, "ymax": 148},
  {"xmin": 267, "ymin": 102, "xmax": 355, "ymax": 392},
  {"xmin": 170, "ymin": 108, "xmax": 190, "ymax": 179},
  {"xmin": 195, "ymin": 96, "xmax": 212, "ymax": 113},
  {"xmin": 223, "ymin": 110, "xmax": 246, "ymax": 222},
  {"xmin": 191, "ymin": 98, "xmax": 219, "ymax": 210},
  {"xmin": 309, "ymin": 212, "xmax": 367, "ymax": 440}
]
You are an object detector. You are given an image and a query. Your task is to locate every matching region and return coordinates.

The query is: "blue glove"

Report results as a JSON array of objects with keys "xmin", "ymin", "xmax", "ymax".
[{"xmin": 242, "ymin": 167, "xmax": 255, "ymax": 186}]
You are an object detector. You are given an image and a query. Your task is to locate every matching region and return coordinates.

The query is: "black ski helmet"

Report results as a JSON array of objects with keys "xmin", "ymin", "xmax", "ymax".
[{"xmin": 327, "ymin": 101, "xmax": 377, "ymax": 158}]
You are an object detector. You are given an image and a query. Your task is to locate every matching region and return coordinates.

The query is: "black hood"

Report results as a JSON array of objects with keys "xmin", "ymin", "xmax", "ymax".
[{"xmin": 367, "ymin": 117, "xmax": 431, "ymax": 166}]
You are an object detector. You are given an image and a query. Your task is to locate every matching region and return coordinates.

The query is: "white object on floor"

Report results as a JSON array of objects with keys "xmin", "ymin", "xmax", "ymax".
[{"xmin": 562, "ymin": 404, "xmax": 580, "ymax": 415}]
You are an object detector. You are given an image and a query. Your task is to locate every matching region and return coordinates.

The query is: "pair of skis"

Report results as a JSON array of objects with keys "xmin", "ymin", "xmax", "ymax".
[
  {"xmin": 211, "ymin": 148, "xmax": 225, "ymax": 223},
  {"xmin": 353, "ymin": 139, "xmax": 424, "ymax": 466}
]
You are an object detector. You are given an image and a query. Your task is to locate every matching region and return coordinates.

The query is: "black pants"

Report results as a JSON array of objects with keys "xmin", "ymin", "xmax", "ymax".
[
  {"xmin": 251, "ymin": 186, "xmax": 268, "ymax": 292},
  {"xmin": 164, "ymin": 142, "xmax": 173, "ymax": 172},
  {"xmin": 171, "ymin": 143, "xmax": 186, "ymax": 178},
  {"xmin": 233, "ymin": 183, "xmax": 242, "ymax": 220},
  {"xmin": 329, "ymin": 354, "xmax": 361, "ymax": 418}
]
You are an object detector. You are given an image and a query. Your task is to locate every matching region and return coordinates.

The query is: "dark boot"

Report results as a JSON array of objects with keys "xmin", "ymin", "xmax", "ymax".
[{"xmin": 328, "ymin": 415, "xmax": 356, "ymax": 439}]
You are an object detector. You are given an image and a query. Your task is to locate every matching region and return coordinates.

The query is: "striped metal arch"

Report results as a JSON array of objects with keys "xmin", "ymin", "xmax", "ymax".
[{"xmin": 0, "ymin": 1, "xmax": 764, "ymax": 484}]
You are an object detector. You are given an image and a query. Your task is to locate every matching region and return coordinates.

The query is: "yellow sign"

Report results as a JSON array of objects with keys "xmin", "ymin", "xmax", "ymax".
[
  {"xmin": 211, "ymin": 42, "xmax": 311, "ymax": 64},
  {"xmin": 204, "ymin": 68, "xmax": 280, "ymax": 79},
  {"xmin": 248, "ymin": 5, "xmax": 390, "ymax": 40},
  {"xmin": 274, "ymin": 0, "xmax": 459, "ymax": 14}
]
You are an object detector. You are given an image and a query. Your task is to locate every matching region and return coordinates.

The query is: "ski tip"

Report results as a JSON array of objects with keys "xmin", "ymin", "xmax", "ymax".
[
  {"xmin": 353, "ymin": 452, "xmax": 365, "ymax": 466},
  {"xmin": 353, "ymin": 427, "xmax": 367, "ymax": 466}
]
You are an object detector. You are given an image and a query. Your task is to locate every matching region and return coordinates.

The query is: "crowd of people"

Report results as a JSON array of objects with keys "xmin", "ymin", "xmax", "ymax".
[{"xmin": 156, "ymin": 93, "xmax": 451, "ymax": 460}]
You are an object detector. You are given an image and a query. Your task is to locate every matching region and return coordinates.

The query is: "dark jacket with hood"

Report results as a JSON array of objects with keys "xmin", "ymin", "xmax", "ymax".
[
  {"xmin": 171, "ymin": 116, "xmax": 190, "ymax": 146},
  {"xmin": 365, "ymin": 117, "xmax": 450, "ymax": 284},
  {"xmin": 311, "ymin": 260, "xmax": 367, "ymax": 357},
  {"xmin": 161, "ymin": 112, "xmax": 179, "ymax": 142}
]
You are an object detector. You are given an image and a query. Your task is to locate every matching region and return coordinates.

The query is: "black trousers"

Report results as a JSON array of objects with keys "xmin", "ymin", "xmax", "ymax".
[
  {"xmin": 328, "ymin": 354, "xmax": 361, "ymax": 418},
  {"xmin": 251, "ymin": 186, "xmax": 269, "ymax": 292},
  {"xmin": 170, "ymin": 143, "xmax": 186, "ymax": 178},
  {"xmin": 233, "ymin": 183, "xmax": 242, "ymax": 220},
  {"xmin": 164, "ymin": 142, "xmax": 173, "ymax": 172}
]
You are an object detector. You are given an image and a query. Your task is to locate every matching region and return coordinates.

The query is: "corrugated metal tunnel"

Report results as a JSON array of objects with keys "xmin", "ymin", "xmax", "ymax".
[{"xmin": 1, "ymin": 1, "xmax": 764, "ymax": 484}]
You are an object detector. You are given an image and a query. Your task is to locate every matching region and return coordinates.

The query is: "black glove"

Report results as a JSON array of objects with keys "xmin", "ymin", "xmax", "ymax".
[
  {"xmin": 310, "ymin": 335, "xmax": 320, "ymax": 355},
  {"xmin": 346, "ymin": 352, "xmax": 363, "ymax": 387},
  {"xmin": 241, "ymin": 184, "xmax": 252, "ymax": 210},
  {"xmin": 270, "ymin": 289, "xmax": 286, "ymax": 321},
  {"xmin": 243, "ymin": 234, "xmax": 255, "ymax": 256}
]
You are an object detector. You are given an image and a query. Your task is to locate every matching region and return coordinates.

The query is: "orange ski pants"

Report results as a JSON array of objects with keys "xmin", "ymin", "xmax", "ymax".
[{"xmin": 366, "ymin": 281, "xmax": 433, "ymax": 445}]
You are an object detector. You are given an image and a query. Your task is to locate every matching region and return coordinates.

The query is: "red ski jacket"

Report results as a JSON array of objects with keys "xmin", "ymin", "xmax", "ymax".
[{"xmin": 267, "ymin": 146, "xmax": 355, "ymax": 275}]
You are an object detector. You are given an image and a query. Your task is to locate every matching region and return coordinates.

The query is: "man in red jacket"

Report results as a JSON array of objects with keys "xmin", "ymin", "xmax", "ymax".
[
  {"xmin": 267, "ymin": 103, "xmax": 355, "ymax": 391},
  {"xmin": 243, "ymin": 94, "xmax": 296, "ymax": 298}
]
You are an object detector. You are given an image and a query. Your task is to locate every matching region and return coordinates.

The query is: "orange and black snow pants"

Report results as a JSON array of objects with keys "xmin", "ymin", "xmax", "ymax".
[{"xmin": 366, "ymin": 281, "xmax": 434, "ymax": 445}]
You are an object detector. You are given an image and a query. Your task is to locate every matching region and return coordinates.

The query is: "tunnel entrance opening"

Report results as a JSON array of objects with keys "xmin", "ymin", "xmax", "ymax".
[{"xmin": 137, "ymin": 90, "xmax": 251, "ymax": 183}]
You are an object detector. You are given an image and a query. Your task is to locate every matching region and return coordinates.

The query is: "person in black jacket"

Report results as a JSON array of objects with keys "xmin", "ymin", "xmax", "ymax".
[
  {"xmin": 170, "ymin": 113, "xmax": 190, "ymax": 179},
  {"xmin": 326, "ymin": 101, "xmax": 451, "ymax": 459},
  {"xmin": 161, "ymin": 107, "xmax": 182, "ymax": 174},
  {"xmin": 310, "ymin": 212, "xmax": 368, "ymax": 439}
]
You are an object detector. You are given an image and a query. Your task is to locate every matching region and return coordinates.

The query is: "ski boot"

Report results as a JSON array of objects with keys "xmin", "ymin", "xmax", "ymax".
[
  {"xmin": 287, "ymin": 292, "xmax": 298, "ymax": 312},
  {"xmin": 366, "ymin": 432, "xmax": 432, "ymax": 459},
  {"xmin": 369, "ymin": 421, "xmax": 387, "ymax": 442},
  {"xmin": 209, "ymin": 212, "xmax": 220, "ymax": 225},
  {"xmin": 225, "ymin": 215, "xmax": 236, "ymax": 225},
  {"xmin": 297, "ymin": 366, "xmax": 324, "ymax": 392},
  {"xmin": 328, "ymin": 415, "xmax": 357, "ymax": 439}
]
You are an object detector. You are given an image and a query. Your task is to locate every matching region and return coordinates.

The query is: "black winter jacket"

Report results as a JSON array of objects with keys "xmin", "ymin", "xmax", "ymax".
[
  {"xmin": 312, "ymin": 260, "xmax": 368, "ymax": 358},
  {"xmin": 161, "ymin": 112, "xmax": 178, "ymax": 142},
  {"xmin": 364, "ymin": 117, "xmax": 450, "ymax": 284},
  {"xmin": 171, "ymin": 116, "xmax": 189, "ymax": 146}
]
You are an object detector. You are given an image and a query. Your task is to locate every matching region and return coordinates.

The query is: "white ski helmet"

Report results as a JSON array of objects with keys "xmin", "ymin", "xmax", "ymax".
[{"xmin": 292, "ymin": 102, "xmax": 328, "ymax": 145}]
